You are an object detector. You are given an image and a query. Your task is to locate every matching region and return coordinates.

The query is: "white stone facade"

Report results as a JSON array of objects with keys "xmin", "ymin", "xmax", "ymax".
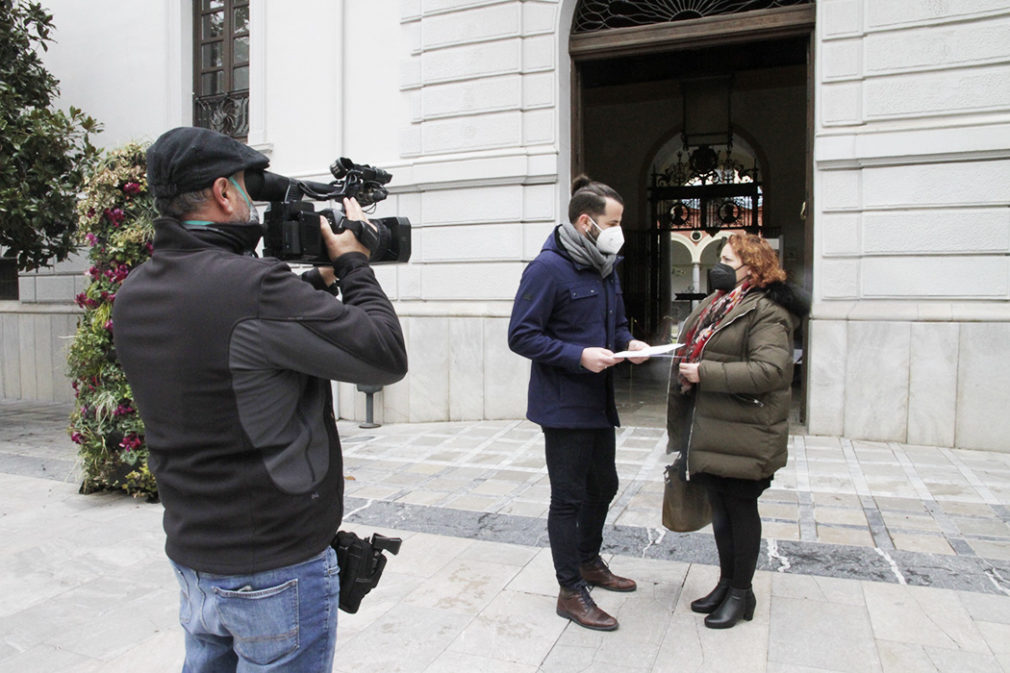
[
  {"xmin": 3, "ymin": 0, "xmax": 1008, "ymax": 450},
  {"xmin": 809, "ymin": 0, "xmax": 1010, "ymax": 450}
]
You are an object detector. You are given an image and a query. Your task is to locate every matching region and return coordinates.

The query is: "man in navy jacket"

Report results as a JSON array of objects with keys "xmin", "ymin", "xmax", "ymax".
[{"xmin": 508, "ymin": 176, "xmax": 649, "ymax": 631}]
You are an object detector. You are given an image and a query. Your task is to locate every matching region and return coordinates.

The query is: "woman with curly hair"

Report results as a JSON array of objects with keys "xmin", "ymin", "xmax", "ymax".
[{"xmin": 667, "ymin": 232, "xmax": 810, "ymax": 629}]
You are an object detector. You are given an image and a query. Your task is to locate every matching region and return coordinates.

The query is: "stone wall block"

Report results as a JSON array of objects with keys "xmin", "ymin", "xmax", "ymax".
[
  {"xmin": 866, "ymin": 0, "xmax": 1009, "ymax": 29},
  {"xmin": 806, "ymin": 319, "xmax": 847, "ymax": 437},
  {"xmin": 522, "ymin": 108, "xmax": 554, "ymax": 145},
  {"xmin": 420, "ymin": 262, "xmax": 522, "ymax": 301},
  {"xmin": 863, "ymin": 159, "xmax": 1010, "ymax": 209},
  {"xmin": 820, "ymin": 81, "xmax": 863, "ymax": 127},
  {"xmin": 843, "ymin": 321, "xmax": 910, "ymax": 441},
  {"xmin": 522, "ymin": 183, "xmax": 556, "ymax": 222},
  {"xmin": 818, "ymin": 169, "xmax": 861, "ymax": 211},
  {"xmin": 17, "ymin": 315, "xmax": 37, "ymax": 400},
  {"xmin": 861, "ymin": 256, "xmax": 1008, "ymax": 300},
  {"xmin": 862, "ymin": 209, "xmax": 1010, "ymax": 255},
  {"xmin": 956, "ymin": 322, "xmax": 1010, "ymax": 451},
  {"xmin": 421, "ymin": 223, "xmax": 523, "ymax": 262},
  {"xmin": 907, "ymin": 323, "xmax": 958, "ymax": 447},
  {"xmin": 820, "ymin": 212, "xmax": 861, "ymax": 256},
  {"xmin": 421, "ymin": 4, "xmax": 520, "ymax": 50},
  {"xmin": 420, "ymin": 39, "xmax": 522, "ymax": 84},
  {"xmin": 819, "ymin": 0, "xmax": 862, "ymax": 38},
  {"xmin": 1, "ymin": 315, "xmax": 20, "ymax": 398},
  {"xmin": 522, "ymin": 1, "xmax": 556, "ymax": 35},
  {"xmin": 865, "ymin": 18, "xmax": 1010, "ymax": 73},
  {"xmin": 35, "ymin": 275, "xmax": 76, "ymax": 303},
  {"xmin": 485, "ymin": 317, "xmax": 528, "ymax": 420},
  {"xmin": 821, "ymin": 39, "xmax": 862, "ymax": 80},
  {"xmin": 422, "ymin": 184, "xmax": 523, "ymax": 226},
  {"xmin": 817, "ymin": 259, "xmax": 860, "ymax": 300},
  {"xmin": 421, "ymin": 75, "xmax": 522, "ymax": 119},
  {"xmin": 864, "ymin": 64, "xmax": 1010, "ymax": 120},
  {"xmin": 449, "ymin": 317, "xmax": 485, "ymax": 420},
  {"xmin": 522, "ymin": 71, "xmax": 555, "ymax": 109},
  {"xmin": 381, "ymin": 319, "xmax": 412, "ymax": 424},
  {"xmin": 408, "ymin": 316, "xmax": 450, "ymax": 421},
  {"xmin": 421, "ymin": 111, "xmax": 522, "ymax": 154},
  {"xmin": 522, "ymin": 34, "xmax": 555, "ymax": 72}
]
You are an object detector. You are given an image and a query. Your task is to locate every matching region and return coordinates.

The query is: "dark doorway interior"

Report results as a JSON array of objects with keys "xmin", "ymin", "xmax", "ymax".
[{"xmin": 575, "ymin": 36, "xmax": 811, "ymax": 426}]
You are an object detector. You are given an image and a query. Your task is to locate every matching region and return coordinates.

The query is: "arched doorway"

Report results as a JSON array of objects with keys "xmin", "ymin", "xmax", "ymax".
[
  {"xmin": 650, "ymin": 131, "xmax": 766, "ymax": 339},
  {"xmin": 569, "ymin": 0, "xmax": 815, "ymax": 425}
]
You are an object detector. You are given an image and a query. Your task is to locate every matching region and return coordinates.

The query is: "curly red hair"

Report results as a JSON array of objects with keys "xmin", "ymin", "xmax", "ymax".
[{"xmin": 727, "ymin": 233, "xmax": 786, "ymax": 288}]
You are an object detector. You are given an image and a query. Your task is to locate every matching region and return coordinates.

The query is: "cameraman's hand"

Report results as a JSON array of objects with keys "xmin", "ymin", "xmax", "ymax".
[{"xmin": 321, "ymin": 197, "xmax": 373, "ymax": 261}]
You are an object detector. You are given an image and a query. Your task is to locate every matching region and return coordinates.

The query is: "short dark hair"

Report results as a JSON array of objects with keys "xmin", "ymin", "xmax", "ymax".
[
  {"xmin": 567, "ymin": 174, "xmax": 623, "ymax": 223},
  {"xmin": 155, "ymin": 187, "xmax": 212, "ymax": 218}
]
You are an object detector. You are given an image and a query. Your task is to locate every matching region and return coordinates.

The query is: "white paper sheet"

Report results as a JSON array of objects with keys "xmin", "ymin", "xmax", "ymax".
[{"xmin": 613, "ymin": 343, "xmax": 683, "ymax": 358}]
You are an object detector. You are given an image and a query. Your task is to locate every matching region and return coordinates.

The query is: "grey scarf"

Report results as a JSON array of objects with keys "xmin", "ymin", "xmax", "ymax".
[{"xmin": 557, "ymin": 221, "xmax": 616, "ymax": 278}]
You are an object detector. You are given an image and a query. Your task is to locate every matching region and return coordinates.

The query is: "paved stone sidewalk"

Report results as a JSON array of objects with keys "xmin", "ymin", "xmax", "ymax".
[{"xmin": 2, "ymin": 400, "xmax": 1010, "ymax": 672}]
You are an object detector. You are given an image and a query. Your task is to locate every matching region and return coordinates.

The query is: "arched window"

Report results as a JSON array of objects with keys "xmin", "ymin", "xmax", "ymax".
[
  {"xmin": 573, "ymin": 0, "xmax": 814, "ymax": 34},
  {"xmin": 651, "ymin": 133, "xmax": 764, "ymax": 235}
]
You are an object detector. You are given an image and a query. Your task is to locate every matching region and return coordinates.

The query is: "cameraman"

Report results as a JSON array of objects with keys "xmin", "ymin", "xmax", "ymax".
[{"xmin": 112, "ymin": 126, "xmax": 407, "ymax": 672}]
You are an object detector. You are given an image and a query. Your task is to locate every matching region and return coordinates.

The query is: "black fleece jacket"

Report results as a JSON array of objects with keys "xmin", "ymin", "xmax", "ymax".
[{"xmin": 112, "ymin": 217, "xmax": 407, "ymax": 574}]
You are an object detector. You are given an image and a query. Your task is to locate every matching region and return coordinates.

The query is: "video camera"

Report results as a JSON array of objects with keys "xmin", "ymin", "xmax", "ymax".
[{"xmin": 245, "ymin": 158, "xmax": 411, "ymax": 265}]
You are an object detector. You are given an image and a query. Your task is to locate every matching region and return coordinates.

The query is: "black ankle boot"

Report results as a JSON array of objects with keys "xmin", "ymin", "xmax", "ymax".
[
  {"xmin": 704, "ymin": 587, "xmax": 755, "ymax": 629},
  {"xmin": 690, "ymin": 579, "xmax": 731, "ymax": 614}
]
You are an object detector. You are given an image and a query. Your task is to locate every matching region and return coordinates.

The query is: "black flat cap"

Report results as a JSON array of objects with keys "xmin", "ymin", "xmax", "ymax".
[{"xmin": 146, "ymin": 126, "xmax": 269, "ymax": 198}]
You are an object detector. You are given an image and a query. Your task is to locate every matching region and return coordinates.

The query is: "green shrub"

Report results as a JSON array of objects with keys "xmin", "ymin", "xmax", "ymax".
[
  {"xmin": 67, "ymin": 143, "xmax": 157, "ymax": 499},
  {"xmin": 0, "ymin": 0, "xmax": 100, "ymax": 270}
]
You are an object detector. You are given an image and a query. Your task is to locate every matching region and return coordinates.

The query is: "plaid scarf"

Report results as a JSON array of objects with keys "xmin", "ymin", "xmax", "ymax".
[{"xmin": 677, "ymin": 281, "xmax": 751, "ymax": 392}]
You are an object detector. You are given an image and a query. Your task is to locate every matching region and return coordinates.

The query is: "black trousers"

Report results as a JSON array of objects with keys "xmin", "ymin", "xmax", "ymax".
[
  {"xmin": 706, "ymin": 486, "xmax": 762, "ymax": 590},
  {"xmin": 543, "ymin": 427, "xmax": 619, "ymax": 589}
]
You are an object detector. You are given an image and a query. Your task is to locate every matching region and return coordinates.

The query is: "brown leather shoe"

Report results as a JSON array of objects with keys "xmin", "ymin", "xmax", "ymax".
[
  {"xmin": 556, "ymin": 585, "xmax": 618, "ymax": 631},
  {"xmin": 579, "ymin": 557, "xmax": 637, "ymax": 592}
]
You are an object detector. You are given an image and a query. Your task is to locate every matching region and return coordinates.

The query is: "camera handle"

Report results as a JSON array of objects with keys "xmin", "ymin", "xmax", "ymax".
[{"xmin": 318, "ymin": 209, "xmax": 385, "ymax": 261}]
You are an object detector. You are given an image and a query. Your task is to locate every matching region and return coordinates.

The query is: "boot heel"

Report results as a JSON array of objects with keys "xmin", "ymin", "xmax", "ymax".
[
  {"xmin": 704, "ymin": 588, "xmax": 755, "ymax": 629},
  {"xmin": 742, "ymin": 589, "xmax": 756, "ymax": 621}
]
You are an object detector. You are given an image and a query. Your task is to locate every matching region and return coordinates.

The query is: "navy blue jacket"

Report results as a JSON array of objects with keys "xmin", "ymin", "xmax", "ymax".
[{"xmin": 508, "ymin": 226, "xmax": 634, "ymax": 429}]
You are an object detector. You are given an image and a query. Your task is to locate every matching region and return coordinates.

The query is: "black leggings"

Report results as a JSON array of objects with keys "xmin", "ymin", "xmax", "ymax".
[{"xmin": 707, "ymin": 487, "xmax": 762, "ymax": 590}]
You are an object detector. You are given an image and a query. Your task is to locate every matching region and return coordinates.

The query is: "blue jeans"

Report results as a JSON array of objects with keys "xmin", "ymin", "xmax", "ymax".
[{"xmin": 170, "ymin": 547, "xmax": 340, "ymax": 673}]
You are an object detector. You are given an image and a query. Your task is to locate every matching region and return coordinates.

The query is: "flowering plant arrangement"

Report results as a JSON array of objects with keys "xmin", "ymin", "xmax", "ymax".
[{"xmin": 67, "ymin": 142, "xmax": 157, "ymax": 499}]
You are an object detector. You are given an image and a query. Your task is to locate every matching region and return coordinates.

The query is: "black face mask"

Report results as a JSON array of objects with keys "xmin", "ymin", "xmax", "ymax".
[{"xmin": 708, "ymin": 262, "xmax": 739, "ymax": 293}]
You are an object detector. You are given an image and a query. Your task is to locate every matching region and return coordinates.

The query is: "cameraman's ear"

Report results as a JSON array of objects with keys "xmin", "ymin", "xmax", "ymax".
[{"xmin": 211, "ymin": 177, "xmax": 237, "ymax": 214}]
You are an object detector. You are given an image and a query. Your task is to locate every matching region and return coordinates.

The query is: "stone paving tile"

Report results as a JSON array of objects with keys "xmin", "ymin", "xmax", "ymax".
[
  {"xmin": 967, "ymin": 539, "xmax": 1010, "ymax": 560},
  {"xmin": 813, "ymin": 505, "xmax": 869, "ymax": 526},
  {"xmin": 815, "ymin": 525, "xmax": 875, "ymax": 547},
  {"xmin": 6, "ymin": 401, "xmax": 1010, "ymax": 672},
  {"xmin": 891, "ymin": 532, "xmax": 956, "ymax": 555}
]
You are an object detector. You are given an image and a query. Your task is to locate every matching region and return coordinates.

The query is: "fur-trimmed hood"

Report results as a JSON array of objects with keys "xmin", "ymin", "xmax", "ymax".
[{"xmin": 762, "ymin": 281, "xmax": 811, "ymax": 319}]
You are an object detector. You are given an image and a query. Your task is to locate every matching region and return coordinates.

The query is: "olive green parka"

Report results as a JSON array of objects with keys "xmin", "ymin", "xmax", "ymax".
[{"xmin": 666, "ymin": 282, "xmax": 811, "ymax": 481}]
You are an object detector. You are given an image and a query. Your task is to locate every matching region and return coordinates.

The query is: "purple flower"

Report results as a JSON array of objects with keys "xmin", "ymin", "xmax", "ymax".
[{"xmin": 104, "ymin": 208, "xmax": 126, "ymax": 226}]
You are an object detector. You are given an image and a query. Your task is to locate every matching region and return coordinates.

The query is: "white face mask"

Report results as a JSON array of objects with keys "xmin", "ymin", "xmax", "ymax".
[{"xmin": 589, "ymin": 217, "xmax": 624, "ymax": 255}]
